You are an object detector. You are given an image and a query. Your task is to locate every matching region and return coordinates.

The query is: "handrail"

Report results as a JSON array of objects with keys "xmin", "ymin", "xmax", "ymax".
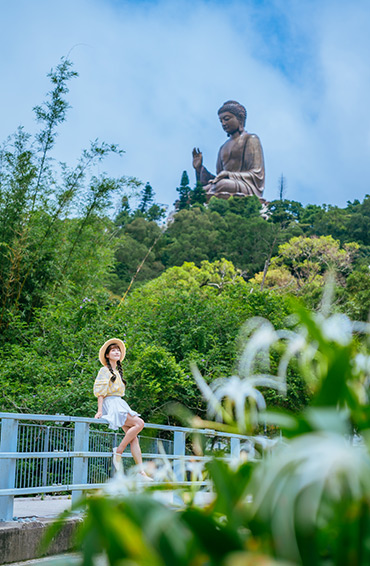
[
  {"xmin": 0, "ymin": 412, "xmax": 247, "ymax": 439},
  {"xmin": 0, "ymin": 411, "xmax": 250, "ymax": 522},
  {"xmin": 0, "ymin": 452, "xmax": 220, "ymax": 460}
]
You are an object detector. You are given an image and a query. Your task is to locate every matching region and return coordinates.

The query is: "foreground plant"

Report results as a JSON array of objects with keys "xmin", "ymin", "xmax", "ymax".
[{"xmin": 46, "ymin": 296, "xmax": 370, "ymax": 566}]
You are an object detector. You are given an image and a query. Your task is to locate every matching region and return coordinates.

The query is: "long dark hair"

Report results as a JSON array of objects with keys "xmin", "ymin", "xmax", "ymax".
[{"xmin": 104, "ymin": 344, "xmax": 127, "ymax": 385}]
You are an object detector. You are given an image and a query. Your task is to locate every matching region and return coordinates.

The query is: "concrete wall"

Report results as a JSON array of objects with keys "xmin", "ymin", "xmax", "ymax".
[{"xmin": 0, "ymin": 517, "xmax": 80, "ymax": 564}]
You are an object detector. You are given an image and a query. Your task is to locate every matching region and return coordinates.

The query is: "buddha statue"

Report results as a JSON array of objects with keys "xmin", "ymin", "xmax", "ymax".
[{"xmin": 192, "ymin": 100, "xmax": 265, "ymax": 201}]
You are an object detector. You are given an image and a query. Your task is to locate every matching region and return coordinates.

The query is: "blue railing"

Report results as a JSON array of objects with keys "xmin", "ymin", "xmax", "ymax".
[{"xmin": 0, "ymin": 412, "xmax": 251, "ymax": 522}]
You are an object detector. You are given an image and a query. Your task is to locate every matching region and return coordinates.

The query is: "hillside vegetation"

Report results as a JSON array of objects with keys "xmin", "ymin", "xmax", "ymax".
[{"xmin": 1, "ymin": 59, "xmax": 369, "ymax": 421}]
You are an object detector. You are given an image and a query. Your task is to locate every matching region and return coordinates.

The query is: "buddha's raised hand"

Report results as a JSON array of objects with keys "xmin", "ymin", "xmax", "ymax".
[{"xmin": 192, "ymin": 147, "xmax": 203, "ymax": 171}]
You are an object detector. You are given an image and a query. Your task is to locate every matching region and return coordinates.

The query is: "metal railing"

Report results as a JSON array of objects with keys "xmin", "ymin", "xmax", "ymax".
[{"xmin": 0, "ymin": 412, "xmax": 251, "ymax": 522}]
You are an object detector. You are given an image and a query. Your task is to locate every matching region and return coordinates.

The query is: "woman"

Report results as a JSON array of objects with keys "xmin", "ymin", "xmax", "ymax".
[{"xmin": 94, "ymin": 338, "xmax": 151, "ymax": 479}]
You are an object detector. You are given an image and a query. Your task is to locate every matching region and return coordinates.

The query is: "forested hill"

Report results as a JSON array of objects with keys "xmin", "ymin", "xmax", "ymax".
[
  {"xmin": 1, "ymin": 58, "xmax": 369, "ymax": 422},
  {"xmin": 109, "ymin": 192, "xmax": 370, "ymax": 301}
]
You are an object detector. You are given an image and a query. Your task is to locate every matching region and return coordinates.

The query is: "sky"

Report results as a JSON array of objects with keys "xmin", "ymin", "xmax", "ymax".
[{"xmin": 1, "ymin": 0, "xmax": 370, "ymax": 211}]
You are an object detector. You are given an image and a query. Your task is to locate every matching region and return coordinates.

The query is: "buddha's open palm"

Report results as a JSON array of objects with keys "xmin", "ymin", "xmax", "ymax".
[{"xmin": 192, "ymin": 147, "xmax": 203, "ymax": 170}]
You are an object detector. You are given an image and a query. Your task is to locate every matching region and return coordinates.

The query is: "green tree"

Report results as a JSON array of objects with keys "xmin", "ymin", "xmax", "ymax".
[
  {"xmin": 176, "ymin": 170, "xmax": 191, "ymax": 210},
  {"xmin": 251, "ymin": 235, "xmax": 359, "ymax": 299},
  {"xmin": 343, "ymin": 265, "xmax": 370, "ymax": 321},
  {"xmin": 278, "ymin": 172, "xmax": 286, "ymax": 200},
  {"xmin": 0, "ymin": 259, "xmax": 307, "ymax": 419},
  {"xmin": 0, "ymin": 58, "xmax": 135, "ymax": 338},
  {"xmin": 145, "ymin": 203, "xmax": 166, "ymax": 222},
  {"xmin": 109, "ymin": 217, "xmax": 165, "ymax": 296},
  {"xmin": 190, "ymin": 180, "xmax": 206, "ymax": 206},
  {"xmin": 268, "ymin": 198, "xmax": 303, "ymax": 225},
  {"xmin": 162, "ymin": 207, "xmax": 226, "ymax": 266},
  {"xmin": 138, "ymin": 182, "xmax": 154, "ymax": 213},
  {"xmin": 114, "ymin": 196, "xmax": 131, "ymax": 228},
  {"xmin": 161, "ymin": 199, "xmax": 302, "ymax": 280}
]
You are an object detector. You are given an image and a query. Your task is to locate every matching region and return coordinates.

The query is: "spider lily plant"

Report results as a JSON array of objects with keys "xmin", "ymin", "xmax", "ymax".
[{"xmin": 44, "ymin": 300, "xmax": 370, "ymax": 566}]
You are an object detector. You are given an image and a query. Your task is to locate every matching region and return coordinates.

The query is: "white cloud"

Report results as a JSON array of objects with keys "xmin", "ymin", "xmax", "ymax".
[{"xmin": 1, "ymin": 0, "xmax": 369, "ymax": 209}]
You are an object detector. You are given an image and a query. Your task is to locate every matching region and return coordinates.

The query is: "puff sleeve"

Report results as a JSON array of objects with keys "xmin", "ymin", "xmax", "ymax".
[{"xmin": 93, "ymin": 367, "xmax": 110, "ymax": 398}]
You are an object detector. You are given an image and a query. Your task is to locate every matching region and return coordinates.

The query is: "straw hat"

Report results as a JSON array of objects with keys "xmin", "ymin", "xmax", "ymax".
[{"xmin": 99, "ymin": 338, "xmax": 126, "ymax": 366}]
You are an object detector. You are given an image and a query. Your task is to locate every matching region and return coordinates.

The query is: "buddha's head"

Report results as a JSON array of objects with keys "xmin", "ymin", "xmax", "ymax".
[{"xmin": 218, "ymin": 100, "xmax": 246, "ymax": 135}]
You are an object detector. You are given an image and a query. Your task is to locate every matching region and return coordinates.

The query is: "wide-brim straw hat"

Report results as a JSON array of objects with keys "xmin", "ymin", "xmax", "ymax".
[{"xmin": 99, "ymin": 338, "xmax": 126, "ymax": 366}]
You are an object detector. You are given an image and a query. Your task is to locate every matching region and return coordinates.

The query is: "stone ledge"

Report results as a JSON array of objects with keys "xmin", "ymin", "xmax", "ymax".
[{"xmin": 0, "ymin": 517, "xmax": 80, "ymax": 564}]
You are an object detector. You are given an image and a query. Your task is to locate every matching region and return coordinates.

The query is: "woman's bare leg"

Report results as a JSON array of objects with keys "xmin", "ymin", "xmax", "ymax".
[
  {"xmin": 121, "ymin": 425, "xmax": 143, "ymax": 465},
  {"xmin": 114, "ymin": 416, "xmax": 152, "ymax": 478},
  {"xmin": 116, "ymin": 415, "xmax": 144, "ymax": 455}
]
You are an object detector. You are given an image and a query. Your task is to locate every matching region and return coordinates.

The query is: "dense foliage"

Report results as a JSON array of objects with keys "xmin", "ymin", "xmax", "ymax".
[
  {"xmin": 0, "ymin": 261, "xmax": 308, "ymax": 421},
  {"xmin": 1, "ymin": 58, "xmax": 369, "ymax": 425},
  {"xmin": 110, "ymin": 193, "xmax": 370, "ymax": 303},
  {"xmin": 48, "ymin": 302, "xmax": 370, "ymax": 566}
]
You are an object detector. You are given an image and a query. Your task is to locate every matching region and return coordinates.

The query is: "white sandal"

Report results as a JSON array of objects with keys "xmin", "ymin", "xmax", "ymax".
[
  {"xmin": 137, "ymin": 469, "xmax": 154, "ymax": 481},
  {"xmin": 112, "ymin": 447, "xmax": 123, "ymax": 472}
]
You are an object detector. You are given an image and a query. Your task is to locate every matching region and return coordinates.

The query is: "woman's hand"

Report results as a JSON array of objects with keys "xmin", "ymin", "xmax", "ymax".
[{"xmin": 95, "ymin": 395, "xmax": 104, "ymax": 419}]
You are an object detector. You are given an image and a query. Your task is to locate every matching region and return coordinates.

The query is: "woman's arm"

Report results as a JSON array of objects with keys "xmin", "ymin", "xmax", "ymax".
[{"xmin": 95, "ymin": 395, "xmax": 104, "ymax": 419}]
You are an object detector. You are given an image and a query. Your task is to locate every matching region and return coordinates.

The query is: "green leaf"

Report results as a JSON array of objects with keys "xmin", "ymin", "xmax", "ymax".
[
  {"xmin": 206, "ymin": 459, "xmax": 252, "ymax": 524},
  {"xmin": 181, "ymin": 507, "xmax": 243, "ymax": 564}
]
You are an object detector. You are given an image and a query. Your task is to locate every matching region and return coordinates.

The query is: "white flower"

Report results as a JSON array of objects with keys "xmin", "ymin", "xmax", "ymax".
[
  {"xmin": 209, "ymin": 375, "xmax": 266, "ymax": 428},
  {"xmin": 102, "ymin": 470, "xmax": 138, "ymax": 496},
  {"xmin": 251, "ymin": 431, "xmax": 370, "ymax": 562},
  {"xmin": 191, "ymin": 363, "xmax": 224, "ymax": 420},
  {"xmin": 277, "ymin": 333, "xmax": 308, "ymax": 381},
  {"xmin": 352, "ymin": 320, "xmax": 370, "ymax": 334},
  {"xmin": 239, "ymin": 319, "xmax": 279, "ymax": 377},
  {"xmin": 354, "ymin": 353, "xmax": 370, "ymax": 375},
  {"xmin": 319, "ymin": 313, "xmax": 353, "ymax": 345},
  {"xmin": 209, "ymin": 374, "xmax": 287, "ymax": 430},
  {"xmin": 185, "ymin": 459, "xmax": 205, "ymax": 482},
  {"xmin": 253, "ymin": 435, "xmax": 280, "ymax": 451}
]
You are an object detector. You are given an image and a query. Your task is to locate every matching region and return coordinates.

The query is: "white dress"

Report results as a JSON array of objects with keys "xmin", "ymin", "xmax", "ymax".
[
  {"xmin": 93, "ymin": 366, "xmax": 139, "ymax": 430},
  {"xmin": 102, "ymin": 396, "xmax": 139, "ymax": 430}
]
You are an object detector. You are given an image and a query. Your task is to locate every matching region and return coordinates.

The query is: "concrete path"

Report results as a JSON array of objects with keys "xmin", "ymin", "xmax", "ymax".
[
  {"xmin": 3, "ymin": 553, "xmax": 81, "ymax": 566},
  {"xmin": 13, "ymin": 497, "xmax": 71, "ymax": 519},
  {"xmin": 13, "ymin": 492, "xmax": 213, "ymax": 519},
  {"xmin": 4, "ymin": 553, "xmax": 109, "ymax": 566}
]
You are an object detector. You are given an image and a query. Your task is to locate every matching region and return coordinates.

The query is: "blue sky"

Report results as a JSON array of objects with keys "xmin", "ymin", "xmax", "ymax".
[{"xmin": 1, "ymin": 0, "xmax": 370, "ymax": 210}]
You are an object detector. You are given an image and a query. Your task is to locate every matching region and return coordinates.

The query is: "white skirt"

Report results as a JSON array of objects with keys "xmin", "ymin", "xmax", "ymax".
[{"xmin": 102, "ymin": 396, "xmax": 140, "ymax": 430}]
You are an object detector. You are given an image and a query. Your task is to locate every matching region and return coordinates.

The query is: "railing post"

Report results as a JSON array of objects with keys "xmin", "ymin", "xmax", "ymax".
[
  {"xmin": 230, "ymin": 437, "xmax": 240, "ymax": 459},
  {"xmin": 42, "ymin": 426, "xmax": 50, "ymax": 486},
  {"xmin": 72, "ymin": 422, "xmax": 89, "ymax": 505},
  {"xmin": 173, "ymin": 430, "xmax": 185, "ymax": 482},
  {"xmin": 0, "ymin": 418, "xmax": 18, "ymax": 521}
]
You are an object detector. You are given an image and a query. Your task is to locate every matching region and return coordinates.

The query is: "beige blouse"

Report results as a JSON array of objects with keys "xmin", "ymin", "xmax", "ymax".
[{"xmin": 93, "ymin": 366, "xmax": 126, "ymax": 398}]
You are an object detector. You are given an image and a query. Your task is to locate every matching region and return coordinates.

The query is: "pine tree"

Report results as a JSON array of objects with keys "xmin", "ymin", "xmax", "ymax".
[
  {"xmin": 278, "ymin": 173, "xmax": 286, "ymax": 200},
  {"xmin": 176, "ymin": 171, "xmax": 191, "ymax": 210},
  {"xmin": 139, "ymin": 182, "xmax": 155, "ymax": 213},
  {"xmin": 190, "ymin": 181, "xmax": 206, "ymax": 206},
  {"xmin": 115, "ymin": 196, "xmax": 131, "ymax": 227}
]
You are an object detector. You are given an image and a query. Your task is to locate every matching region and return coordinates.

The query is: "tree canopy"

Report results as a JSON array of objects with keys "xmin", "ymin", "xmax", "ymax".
[{"xmin": 1, "ymin": 58, "xmax": 369, "ymax": 424}]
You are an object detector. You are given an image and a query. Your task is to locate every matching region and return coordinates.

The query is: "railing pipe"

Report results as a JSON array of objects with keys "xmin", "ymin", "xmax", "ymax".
[{"xmin": 0, "ymin": 413, "xmax": 250, "ymax": 439}]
